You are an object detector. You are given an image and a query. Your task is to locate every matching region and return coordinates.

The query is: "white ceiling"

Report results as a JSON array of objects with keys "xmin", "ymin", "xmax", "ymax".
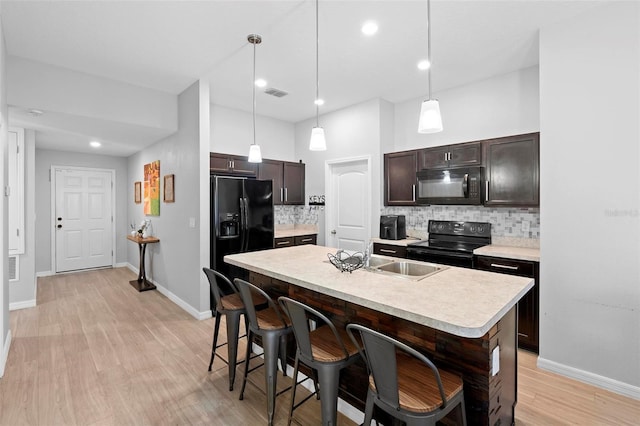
[{"xmin": 1, "ymin": 0, "xmax": 606, "ymax": 156}]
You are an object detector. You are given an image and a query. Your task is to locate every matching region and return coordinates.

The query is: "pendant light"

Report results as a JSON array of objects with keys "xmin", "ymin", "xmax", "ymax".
[
  {"xmin": 418, "ymin": 0, "xmax": 443, "ymax": 134},
  {"xmin": 309, "ymin": 0, "xmax": 327, "ymax": 151},
  {"xmin": 248, "ymin": 34, "xmax": 263, "ymax": 163}
]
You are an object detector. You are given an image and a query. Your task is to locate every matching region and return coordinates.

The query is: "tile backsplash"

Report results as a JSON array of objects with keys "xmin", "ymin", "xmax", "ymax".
[
  {"xmin": 275, "ymin": 205, "xmax": 321, "ymax": 225},
  {"xmin": 382, "ymin": 206, "xmax": 540, "ymax": 239}
]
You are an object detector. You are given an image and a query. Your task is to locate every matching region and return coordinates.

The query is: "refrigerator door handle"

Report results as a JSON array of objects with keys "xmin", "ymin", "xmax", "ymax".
[
  {"xmin": 239, "ymin": 197, "xmax": 246, "ymax": 252},
  {"xmin": 243, "ymin": 197, "xmax": 250, "ymax": 251}
]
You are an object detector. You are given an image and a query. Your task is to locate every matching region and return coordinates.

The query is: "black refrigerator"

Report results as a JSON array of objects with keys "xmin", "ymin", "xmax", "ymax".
[{"xmin": 210, "ymin": 176, "xmax": 274, "ymax": 291}]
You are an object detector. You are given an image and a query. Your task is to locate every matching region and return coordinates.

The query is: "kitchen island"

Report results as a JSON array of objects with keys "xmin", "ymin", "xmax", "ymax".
[{"xmin": 225, "ymin": 245, "xmax": 533, "ymax": 425}]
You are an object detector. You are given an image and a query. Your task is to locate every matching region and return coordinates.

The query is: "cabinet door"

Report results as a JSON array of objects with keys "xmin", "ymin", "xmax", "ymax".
[
  {"xmin": 259, "ymin": 160, "xmax": 284, "ymax": 205},
  {"xmin": 485, "ymin": 133, "xmax": 539, "ymax": 206},
  {"xmin": 230, "ymin": 156, "xmax": 258, "ymax": 177},
  {"xmin": 294, "ymin": 234, "xmax": 317, "ymax": 245},
  {"xmin": 384, "ymin": 151, "xmax": 418, "ymax": 206},
  {"xmin": 283, "ymin": 162, "xmax": 305, "ymax": 205},
  {"xmin": 450, "ymin": 142, "xmax": 482, "ymax": 167},
  {"xmin": 419, "ymin": 146, "xmax": 450, "ymax": 169},
  {"xmin": 210, "ymin": 153, "xmax": 231, "ymax": 174}
]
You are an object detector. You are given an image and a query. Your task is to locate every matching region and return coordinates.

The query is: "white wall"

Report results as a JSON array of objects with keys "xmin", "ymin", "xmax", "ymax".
[
  {"xmin": 539, "ymin": 1, "xmax": 640, "ymax": 397},
  {"xmin": 394, "ymin": 66, "xmax": 540, "ymax": 151},
  {"xmin": 294, "ymin": 98, "xmax": 386, "ymax": 245},
  {"xmin": 7, "ymin": 56, "xmax": 177, "ymax": 132},
  {"xmin": 210, "ymin": 104, "xmax": 295, "ymax": 161},
  {"xmin": 127, "ymin": 80, "xmax": 209, "ymax": 318},
  {"xmin": 9, "ymin": 129, "xmax": 35, "ymax": 308},
  {"xmin": 0, "ymin": 3, "xmax": 11, "ymax": 377},
  {"xmin": 34, "ymin": 149, "xmax": 129, "ymax": 273}
]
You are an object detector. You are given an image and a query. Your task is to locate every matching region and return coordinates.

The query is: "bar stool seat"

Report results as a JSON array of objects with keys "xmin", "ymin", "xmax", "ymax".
[
  {"xmin": 346, "ymin": 323, "xmax": 467, "ymax": 426},
  {"xmin": 278, "ymin": 297, "xmax": 360, "ymax": 426}
]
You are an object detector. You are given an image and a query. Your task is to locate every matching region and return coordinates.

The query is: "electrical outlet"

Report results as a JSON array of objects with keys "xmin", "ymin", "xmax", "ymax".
[
  {"xmin": 189, "ymin": 217, "xmax": 196, "ymax": 228},
  {"xmin": 521, "ymin": 221, "xmax": 530, "ymax": 233}
]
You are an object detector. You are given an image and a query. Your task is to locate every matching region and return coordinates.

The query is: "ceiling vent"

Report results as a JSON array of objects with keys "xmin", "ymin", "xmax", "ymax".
[{"xmin": 264, "ymin": 87, "xmax": 288, "ymax": 98}]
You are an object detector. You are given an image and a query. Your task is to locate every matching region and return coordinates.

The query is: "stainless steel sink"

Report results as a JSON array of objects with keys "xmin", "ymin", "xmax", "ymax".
[
  {"xmin": 366, "ymin": 255, "xmax": 395, "ymax": 268},
  {"xmin": 369, "ymin": 260, "xmax": 446, "ymax": 281}
]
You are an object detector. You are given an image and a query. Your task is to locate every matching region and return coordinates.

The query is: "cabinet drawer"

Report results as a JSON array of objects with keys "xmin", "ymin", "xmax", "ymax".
[
  {"xmin": 294, "ymin": 234, "xmax": 317, "ymax": 245},
  {"xmin": 274, "ymin": 237, "xmax": 295, "ymax": 248},
  {"xmin": 373, "ymin": 243, "xmax": 407, "ymax": 258},
  {"xmin": 475, "ymin": 256, "xmax": 535, "ymax": 277}
]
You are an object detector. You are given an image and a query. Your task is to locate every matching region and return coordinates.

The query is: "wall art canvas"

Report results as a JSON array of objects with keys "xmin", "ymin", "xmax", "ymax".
[{"xmin": 144, "ymin": 160, "xmax": 160, "ymax": 216}]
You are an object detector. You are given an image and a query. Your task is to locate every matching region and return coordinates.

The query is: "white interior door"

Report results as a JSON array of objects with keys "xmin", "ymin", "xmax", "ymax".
[
  {"xmin": 326, "ymin": 158, "xmax": 371, "ymax": 252},
  {"xmin": 54, "ymin": 168, "xmax": 114, "ymax": 273}
]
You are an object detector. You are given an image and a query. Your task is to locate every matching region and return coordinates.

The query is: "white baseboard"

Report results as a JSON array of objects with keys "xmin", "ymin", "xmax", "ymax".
[
  {"xmin": 125, "ymin": 263, "xmax": 211, "ymax": 321},
  {"xmin": 9, "ymin": 299, "xmax": 36, "ymax": 311},
  {"xmin": 537, "ymin": 357, "xmax": 640, "ymax": 400},
  {"xmin": 0, "ymin": 330, "xmax": 12, "ymax": 378},
  {"xmin": 36, "ymin": 270, "xmax": 54, "ymax": 277},
  {"xmin": 114, "ymin": 262, "xmax": 128, "ymax": 268}
]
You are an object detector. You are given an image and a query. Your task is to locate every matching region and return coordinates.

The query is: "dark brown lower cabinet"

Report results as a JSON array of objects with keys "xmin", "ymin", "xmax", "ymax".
[
  {"xmin": 372, "ymin": 243, "xmax": 407, "ymax": 258},
  {"xmin": 475, "ymin": 255, "xmax": 539, "ymax": 353}
]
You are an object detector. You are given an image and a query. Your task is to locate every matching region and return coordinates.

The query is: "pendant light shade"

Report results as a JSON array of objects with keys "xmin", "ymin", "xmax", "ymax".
[
  {"xmin": 418, "ymin": 0, "xmax": 443, "ymax": 134},
  {"xmin": 248, "ymin": 144, "xmax": 262, "ymax": 162},
  {"xmin": 309, "ymin": 127, "xmax": 326, "ymax": 151},
  {"xmin": 309, "ymin": 0, "xmax": 327, "ymax": 151},
  {"xmin": 418, "ymin": 99, "xmax": 443, "ymax": 133},
  {"xmin": 247, "ymin": 34, "xmax": 263, "ymax": 163}
]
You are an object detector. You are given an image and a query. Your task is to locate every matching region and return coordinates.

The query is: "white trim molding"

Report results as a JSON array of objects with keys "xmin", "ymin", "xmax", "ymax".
[
  {"xmin": 9, "ymin": 300, "xmax": 36, "ymax": 311},
  {"xmin": 0, "ymin": 330, "xmax": 12, "ymax": 378},
  {"xmin": 126, "ymin": 263, "xmax": 211, "ymax": 321},
  {"xmin": 537, "ymin": 357, "xmax": 640, "ymax": 400}
]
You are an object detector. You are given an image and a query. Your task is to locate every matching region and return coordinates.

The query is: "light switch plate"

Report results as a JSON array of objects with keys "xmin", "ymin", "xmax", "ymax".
[
  {"xmin": 492, "ymin": 345, "xmax": 500, "ymax": 376},
  {"xmin": 521, "ymin": 221, "xmax": 530, "ymax": 232},
  {"xmin": 188, "ymin": 217, "xmax": 196, "ymax": 228}
]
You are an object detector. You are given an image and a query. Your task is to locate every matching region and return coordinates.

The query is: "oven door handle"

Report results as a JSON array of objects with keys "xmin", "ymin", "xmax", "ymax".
[
  {"xmin": 463, "ymin": 173, "xmax": 469, "ymax": 198},
  {"xmin": 406, "ymin": 247, "xmax": 474, "ymax": 259}
]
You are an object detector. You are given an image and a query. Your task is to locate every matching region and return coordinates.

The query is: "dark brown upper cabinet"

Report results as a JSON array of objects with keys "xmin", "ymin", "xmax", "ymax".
[
  {"xmin": 209, "ymin": 153, "xmax": 257, "ymax": 177},
  {"xmin": 258, "ymin": 160, "xmax": 305, "ymax": 205},
  {"xmin": 384, "ymin": 150, "xmax": 418, "ymax": 206},
  {"xmin": 419, "ymin": 142, "xmax": 482, "ymax": 169},
  {"xmin": 484, "ymin": 133, "xmax": 540, "ymax": 207}
]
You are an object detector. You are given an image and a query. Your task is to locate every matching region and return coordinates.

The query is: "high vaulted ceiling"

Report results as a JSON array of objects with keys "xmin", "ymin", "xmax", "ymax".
[{"xmin": 1, "ymin": 0, "xmax": 606, "ymax": 156}]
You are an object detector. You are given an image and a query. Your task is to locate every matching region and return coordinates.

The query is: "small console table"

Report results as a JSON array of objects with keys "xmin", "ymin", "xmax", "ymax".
[{"xmin": 127, "ymin": 235, "xmax": 160, "ymax": 292}]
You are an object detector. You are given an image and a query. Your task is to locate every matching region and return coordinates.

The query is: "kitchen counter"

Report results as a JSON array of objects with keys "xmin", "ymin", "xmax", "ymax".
[
  {"xmin": 474, "ymin": 244, "xmax": 540, "ymax": 262},
  {"xmin": 274, "ymin": 224, "xmax": 318, "ymax": 239},
  {"xmin": 225, "ymin": 244, "xmax": 533, "ymax": 338}
]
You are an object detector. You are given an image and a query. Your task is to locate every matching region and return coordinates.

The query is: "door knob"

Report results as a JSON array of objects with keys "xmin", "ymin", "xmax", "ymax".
[
  {"xmin": 331, "ymin": 230, "xmax": 336, "ymax": 235},
  {"xmin": 57, "ymin": 224, "xmax": 62, "ymax": 229}
]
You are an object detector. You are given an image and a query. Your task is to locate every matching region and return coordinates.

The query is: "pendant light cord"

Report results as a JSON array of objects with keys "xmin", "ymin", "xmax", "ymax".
[
  {"xmin": 315, "ymin": 0, "xmax": 320, "ymax": 127},
  {"xmin": 427, "ymin": 0, "xmax": 432, "ymax": 100},
  {"xmin": 252, "ymin": 38, "xmax": 257, "ymax": 145}
]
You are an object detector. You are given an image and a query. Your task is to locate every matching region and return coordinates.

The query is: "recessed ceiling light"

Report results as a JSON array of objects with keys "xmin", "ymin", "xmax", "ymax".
[
  {"xmin": 314, "ymin": 98, "xmax": 325, "ymax": 106},
  {"xmin": 361, "ymin": 21, "xmax": 378, "ymax": 36},
  {"xmin": 417, "ymin": 60, "xmax": 431, "ymax": 70},
  {"xmin": 255, "ymin": 78, "xmax": 267, "ymax": 88},
  {"xmin": 90, "ymin": 141, "xmax": 101, "ymax": 148}
]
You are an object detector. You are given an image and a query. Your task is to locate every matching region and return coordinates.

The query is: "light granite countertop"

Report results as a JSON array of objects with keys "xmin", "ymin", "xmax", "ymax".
[
  {"xmin": 275, "ymin": 224, "xmax": 318, "ymax": 239},
  {"xmin": 371, "ymin": 237, "xmax": 422, "ymax": 246},
  {"xmin": 474, "ymin": 245, "xmax": 540, "ymax": 262},
  {"xmin": 225, "ymin": 245, "xmax": 533, "ymax": 338}
]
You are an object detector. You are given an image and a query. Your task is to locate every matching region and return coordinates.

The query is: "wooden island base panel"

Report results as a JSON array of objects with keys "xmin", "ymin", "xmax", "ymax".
[{"xmin": 225, "ymin": 245, "xmax": 533, "ymax": 426}]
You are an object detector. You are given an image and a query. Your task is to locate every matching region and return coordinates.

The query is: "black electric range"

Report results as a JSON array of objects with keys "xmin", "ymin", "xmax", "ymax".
[{"xmin": 407, "ymin": 220, "xmax": 491, "ymax": 268}]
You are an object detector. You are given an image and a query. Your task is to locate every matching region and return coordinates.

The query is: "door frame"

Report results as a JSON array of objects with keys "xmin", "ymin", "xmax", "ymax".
[
  {"xmin": 50, "ymin": 165, "xmax": 117, "ymax": 273},
  {"xmin": 324, "ymin": 155, "xmax": 372, "ymax": 249}
]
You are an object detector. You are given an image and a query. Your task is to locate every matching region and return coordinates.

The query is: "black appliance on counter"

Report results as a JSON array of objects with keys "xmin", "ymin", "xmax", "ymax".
[
  {"xmin": 416, "ymin": 166, "xmax": 483, "ymax": 205},
  {"xmin": 210, "ymin": 176, "xmax": 274, "ymax": 287},
  {"xmin": 407, "ymin": 220, "xmax": 491, "ymax": 268},
  {"xmin": 380, "ymin": 215, "xmax": 406, "ymax": 240}
]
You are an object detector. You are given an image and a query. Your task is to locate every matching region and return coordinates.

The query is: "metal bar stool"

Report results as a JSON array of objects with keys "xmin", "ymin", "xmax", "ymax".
[
  {"xmin": 278, "ymin": 296, "xmax": 360, "ymax": 426},
  {"xmin": 234, "ymin": 278, "xmax": 292, "ymax": 426},
  {"xmin": 346, "ymin": 323, "xmax": 467, "ymax": 426},
  {"xmin": 202, "ymin": 268, "xmax": 265, "ymax": 391}
]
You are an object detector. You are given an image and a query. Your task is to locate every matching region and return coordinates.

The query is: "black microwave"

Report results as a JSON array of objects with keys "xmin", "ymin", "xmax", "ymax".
[{"xmin": 416, "ymin": 166, "xmax": 484, "ymax": 205}]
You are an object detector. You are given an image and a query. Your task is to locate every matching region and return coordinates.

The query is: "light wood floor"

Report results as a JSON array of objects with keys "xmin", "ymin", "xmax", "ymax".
[{"xmin": 1, "ymin": 267, "xmax": 638, "ymax": 425}]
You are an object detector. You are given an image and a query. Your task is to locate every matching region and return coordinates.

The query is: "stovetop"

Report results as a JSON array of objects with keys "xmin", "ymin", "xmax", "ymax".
[{"xmin": 407, "ymin": 220, "xmax": 492, "ymax": 254}]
